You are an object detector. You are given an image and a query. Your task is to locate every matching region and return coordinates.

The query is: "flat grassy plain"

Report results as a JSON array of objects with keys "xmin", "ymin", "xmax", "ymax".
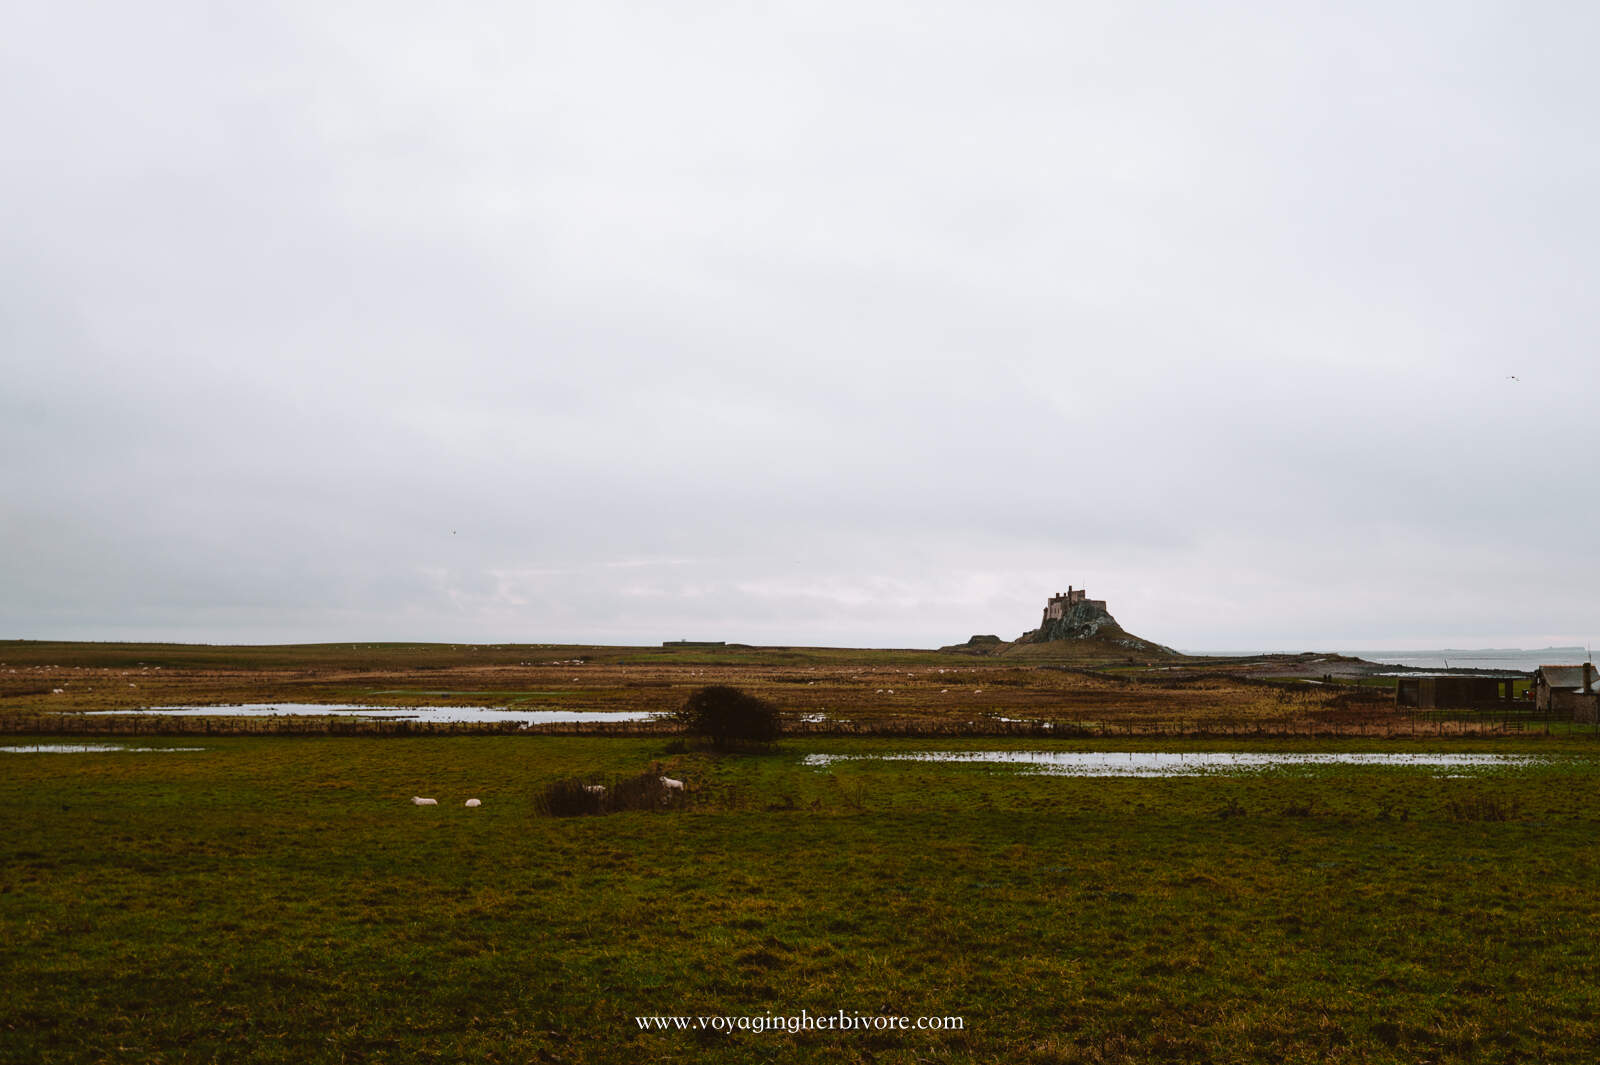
[
  {"xmin": 6, "ymin": 733, "xmax": 1600, "ymax": 1063},
  {"xmin": 0, "ymin": 639, "xmax": 1416, "ymax": 736}
]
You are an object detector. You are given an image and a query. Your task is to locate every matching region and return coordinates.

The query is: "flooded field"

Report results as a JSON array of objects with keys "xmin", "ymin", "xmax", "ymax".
[
  {"xmin": 0, "ymin": 743, "xmax": 204, "ymax": 754},
  {"xmin": 7, "ymin": 730, "xmax": 1600, "ymax": 1063},
  {"xmin": 88, "ymin": 704, "xmax": 660, "ymax": 726},
  {"xmin": 803, "ymin": 749, "xmax": 1553, "ymax": 776},
  {"xmin": 12, "ymin": 638, "xmax": 1593, "ymax": 740}
]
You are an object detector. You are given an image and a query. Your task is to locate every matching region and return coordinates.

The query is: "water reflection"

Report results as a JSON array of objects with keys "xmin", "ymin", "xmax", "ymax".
[
  {"xmin": 88, "ymin": 704, "xmax": 658, "ymax": 725},
  {"xmin": 803, "ymin": 750, "xmax": 1547, "ymax": 776},
  {"xmin": 1, "ymin": 744, "xmax": 205, "ymax": 754}
]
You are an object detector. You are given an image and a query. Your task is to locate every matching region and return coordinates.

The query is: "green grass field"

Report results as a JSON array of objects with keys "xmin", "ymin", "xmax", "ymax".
[{"xmin": 6, "ymin": 734, "xmax": 1600, "ymax": 1063}]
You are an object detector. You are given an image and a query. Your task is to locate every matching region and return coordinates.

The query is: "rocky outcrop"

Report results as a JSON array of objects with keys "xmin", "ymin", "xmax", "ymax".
[
  {"xmin": 1016, "ymin": 599, "xmax": 1174, "ymax": 655},
  {"xmin": 940, "ymin": 634, "xmax": 1006, "ymax": 654}
]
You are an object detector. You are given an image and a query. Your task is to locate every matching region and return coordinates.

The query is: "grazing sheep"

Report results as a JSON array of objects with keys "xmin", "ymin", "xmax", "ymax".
[
  {"xmin": 659, "ymin": 776, "xmax": 684, "ymax": 791},
  {"xmin": 583, "ymin": 784, "xmax": 606, "ymax": 795},
  {"xmin": 464, "ymin": 798, "xmax": 481, "ymax": 808},
  {"xmin": 411, "ymin": 796, "xmax": 438, "ymax": 806}
]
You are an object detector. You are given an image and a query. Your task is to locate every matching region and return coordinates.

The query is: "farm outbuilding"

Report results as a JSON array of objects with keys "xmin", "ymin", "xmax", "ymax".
[
  {"xmin": 1532, "ymin": 664, "xmax": 1599, "ymax": 719},
  {"xmin": 1393, "ymin": 674, "xmax": 1521, "ymax": 710}
]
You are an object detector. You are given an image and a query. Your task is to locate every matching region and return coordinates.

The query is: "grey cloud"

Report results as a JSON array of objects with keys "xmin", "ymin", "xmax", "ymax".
[{"xmin": 3, "ymin": 1, "xmax": 1597, "ymax": 650}]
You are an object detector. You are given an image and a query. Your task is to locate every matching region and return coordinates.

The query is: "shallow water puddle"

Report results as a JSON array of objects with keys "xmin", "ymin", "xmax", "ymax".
[
  {"xmin": 87, "ymin": 704, "xmax": 658, "ymax": 725},
  {"xmin": 1, "ymin": 744, "xmax": 205, "ymax": 754},
  {"xmin": 803, "ymin": 750, "xmax": 1549, "ymax": 777}
]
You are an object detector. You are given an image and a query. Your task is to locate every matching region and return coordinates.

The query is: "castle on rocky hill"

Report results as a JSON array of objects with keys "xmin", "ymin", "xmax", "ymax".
[
  {"xmin": 943, "ymin": 584, "xmax": 1174, "ymax": 655},
  {"xmin": 1041, "ymin": 586, "xmax": 1106, "ymax": 625}
]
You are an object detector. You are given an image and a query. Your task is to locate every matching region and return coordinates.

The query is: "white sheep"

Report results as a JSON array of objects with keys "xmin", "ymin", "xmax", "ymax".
[
  {"xmin": 411, "ymin": 796, "xmax": 438, "ymax": 806},
  {"xmin": 583, "ymin": 784, "xmax": 607, "ymax": 795},
  {"xmin": 464, "ymin": 798, "xmax": 481, "ymax": 808},
  {"xmin": 659, "ymin": 776, "xmax": 684, "ymax": 791}
]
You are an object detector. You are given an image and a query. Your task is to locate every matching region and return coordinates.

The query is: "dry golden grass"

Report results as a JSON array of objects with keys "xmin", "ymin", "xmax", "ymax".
[{"xmin": 0, "ymin": 639, "xmax": 1439, "ymax": 737}]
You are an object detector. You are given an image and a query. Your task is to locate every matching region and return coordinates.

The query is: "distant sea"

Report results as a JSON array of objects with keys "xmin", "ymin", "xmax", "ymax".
[
  {"xmin": 1343, "ymin": 648, "xmax": 1593, "ymax": 672},
  {"xmin": 1183, "ymin": 648, "xmax": 1594, "ymax": 672}
]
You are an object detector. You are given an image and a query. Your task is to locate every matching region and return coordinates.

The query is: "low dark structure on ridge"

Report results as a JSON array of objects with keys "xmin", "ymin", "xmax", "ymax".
[{"xmin": 1393, "ymin": 674, "xmax": 1521, "ymax": 709}]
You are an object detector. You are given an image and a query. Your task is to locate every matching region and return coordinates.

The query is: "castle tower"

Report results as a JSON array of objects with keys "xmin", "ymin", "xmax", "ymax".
[{"xmin": 1042, "ymin": 586, "xmax": 1105, "ymax": 626}]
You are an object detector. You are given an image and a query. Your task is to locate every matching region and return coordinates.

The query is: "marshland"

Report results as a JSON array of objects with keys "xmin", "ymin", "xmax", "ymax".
[{"xmin": 5, "ymin": 640, "xmax": 1600, "ymax": 1063}]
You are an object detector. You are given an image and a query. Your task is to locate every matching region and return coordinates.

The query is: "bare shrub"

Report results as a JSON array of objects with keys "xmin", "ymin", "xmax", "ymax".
[
  {"xmin": 675, "ymin": 685, "xmax": 781, "ymax": 749},
  {"xmin": 610, "ymin": 771, "xmax": 673, "ymax": 810},
  {"xmin": 537, "ymin": 771, "xmax": 683, "ymax": 817},
  {"xmin": 537, "ymin": 778, "xmax": 607, "ymax": 817}
]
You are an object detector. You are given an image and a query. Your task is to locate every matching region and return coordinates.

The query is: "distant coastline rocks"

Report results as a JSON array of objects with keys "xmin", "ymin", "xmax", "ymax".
[
  {"xmin": 944, "ymin": 587, "xmax": 1176, "ymax": 657},
  {"xmin": 940, "ymin": 634, "xmax": 1004, "ymax": 654}
]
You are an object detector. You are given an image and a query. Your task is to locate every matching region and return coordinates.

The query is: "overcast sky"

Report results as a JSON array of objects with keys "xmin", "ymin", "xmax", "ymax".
[{"xmin": 4, "ymin": 1, "xmax": 1598, "ymax": 651}]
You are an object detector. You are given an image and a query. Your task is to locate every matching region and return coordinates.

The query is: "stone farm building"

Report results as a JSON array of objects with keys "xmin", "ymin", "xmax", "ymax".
[{"xmin": 1532, "ymin": 664, "xmax": 1599, "ymax": 719}]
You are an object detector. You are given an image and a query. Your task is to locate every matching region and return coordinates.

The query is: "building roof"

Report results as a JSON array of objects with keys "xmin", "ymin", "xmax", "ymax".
[
  {"xmin": 1536, "ymin": 665, "xmax": 1597, "ymax": 692},
  {"xmin": 1394, "ymin": 673, "xmax": 1523, "ymax": 680}
]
